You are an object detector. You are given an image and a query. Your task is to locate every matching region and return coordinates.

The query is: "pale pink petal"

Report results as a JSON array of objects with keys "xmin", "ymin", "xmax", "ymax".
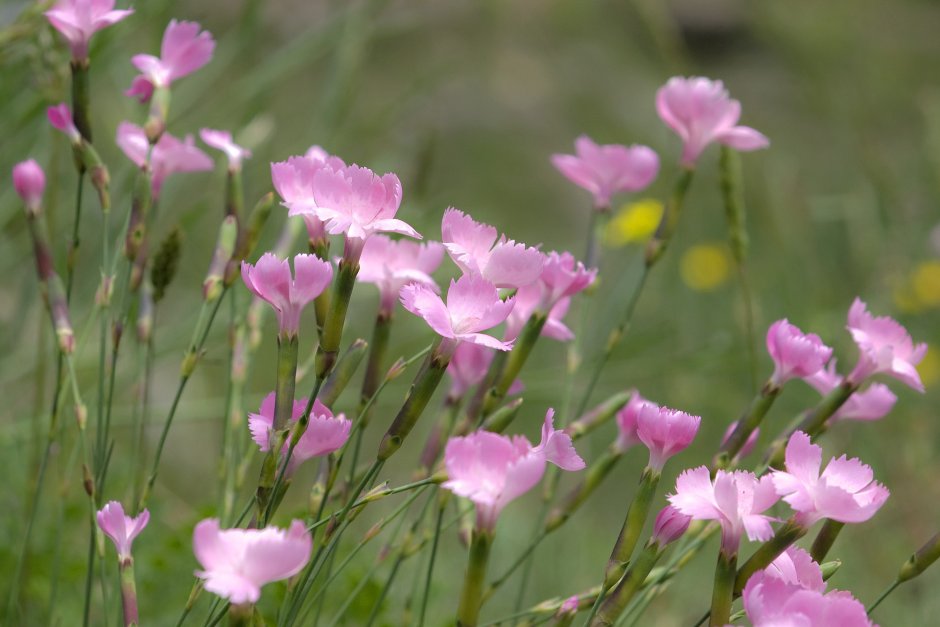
[
  {"xmin": 534, "ymin": 409, "xmax": 585, "ymax": 471},
  {"xmin": 401, "ymin": 283, "xmax": 454, "ymax": 338},
  {"xmin": 160, "ymin": 20, "xmax": 215, "ymax": 81},
  {"xmin": 483, "ymin": 241, "xmax": 544, "ymax": 289},
  {"xmin": 783, "ymin": 431, "xmax": 822, "ymax": 485},
  {"xmin": 716, "ymin": 126, "xmax": 770, "ymax": 152}
]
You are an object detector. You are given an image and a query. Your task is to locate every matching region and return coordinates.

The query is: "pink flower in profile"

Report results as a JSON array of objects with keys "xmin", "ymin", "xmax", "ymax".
[
  {"xmin": 635, "ymin": 401, "xmax": 701, "ymax": 471},
  {"xmin": 846, "ymin": 298, "xmax": 927, "ymax": 392},
  {"xmin": 401, "ymin": 273, "xmax": 516, "ymax": 351},
  {"xmin": 248, "ymin": 392, "xmax": 350, "ymax": 475},
  {"xmin": 193, "ymin": 518, "xmax": 312, "ymax": 604},
  {"xmin": 200, "ymin": 129, "xmax": 251, "ymax": 170},
  {"xmin": 551, "ymin": 135, "xmax": 660, "ymax": 209},
  {"xmin": 504, "ymin": 283, "xmax": 574, "ymax": 343},
  {"xmin": 442, "ymin": 409, "xmax": 584, "ymax": 530},
  {"xmin": 116, "ymin": 122, "xmax": 214, "ymax": 197},
  {"xmin": 613, "ymin": 390, "xmax": 647, "ymax": 453},
  {"xmin": 47, "ymin": 104, "xmax": 81, "ymax": 142},
  {"xmin": 271, "ymin": 147, "xmax": 346, "ymax": 243},
  {"xmin": 656, "ymin": 76, "xmax": 769, "ymax": 167},
  {"xmin": 441, "ymin": 208, "xmax": 544, "ymax": 288},
  {"xmin": 445, "ymin": 342, "xmax": 524, "ymax": 400},
  {"xmin": 652, "ymin": 505, "xmax": 692, "ymax": 546},
  {"xmin": 669, "ymin": 467, "xmax": 778, "ymax": 550},
  {"xmin": 805, "ymin": 361, "xmax": 897, "ymax": 422},
  {"xmin": 772, "ymin": 431, "xmax": 889, "ymax": 527},
  {"xmin": 721, "ymin": 421, "xmax": 759, "ymax": 459},
  {"xmin": 96, "ymin": 501, "xmax": 150, "ymax": 561},
  {"xmin": 45, "ymin": 0, "xmax": 133, "ymax": 61},
  {"xmin": 241, "ymin": 253, "xmax": 333, "ymax": 336},
  {"xmin": 126, "ymin": 20, "xmax": 215, "ymax": 102},
  {"xmin": 357, "ymin": 235, "xmax": 444, "ymax": 314},
  {"xmin": 766, "ymin": 319, "xmax": 832, "ymax": 387},
  {"xmin": 540, "ymin": 251, "xmax": 597, "ymax": 306},
  {"xmin": 13, "ymin": 159, "xmax": 46, "ymax": 212},
  {"xmin": 742, "ymin": 548, "xmax": 875, "ymax": 627},
  {"xmin": 305, "ymin": 163, "xmax": 417, "ymax": 246}
]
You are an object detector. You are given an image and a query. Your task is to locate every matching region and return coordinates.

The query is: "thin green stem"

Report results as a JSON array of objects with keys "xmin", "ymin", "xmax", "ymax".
[
  {"xmin": 867, "ymin": 580, "xmax": 900, "ymax": 615},
  {"xmin": 418, "ymin": 501, "xmax": 445, "ymax": 627}
]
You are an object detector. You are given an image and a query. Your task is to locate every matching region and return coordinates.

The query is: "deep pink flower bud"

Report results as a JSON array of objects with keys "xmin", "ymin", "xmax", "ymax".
[
  {"xmin": 357, "ymin": 235, "xmax": 444, "ymax": 315},
  {"xmin": 96, "ymin": 501, "xmax": 150, "ymax": 561},
  {"xmin": 846, "ymin": 298, "xmax": 927, "ymax": 392},
  {"xmin": 199, "ymin": 128, "xmax": 251, "ymax": 170},
  {"xmin": 772, "ymin": 431, "xmax": 889, "ymax": 527},
  {"xmin": 116, "ymin": 122, "xmax": 214, "ymax": 197},
  {"xmin": 241, "ymin": 253, "xmax": 333, "ymax": 336},
  {"xmin": 442, "ymin": 409, "xmax": 584, "ymax": 530},
  {"xmin": 656, "ymin": 76, "xmax": 769, "ymax": 168},
  {"xmin": 652, "ymin": 505, "xmax": 692, "ymax": 546},
  {"xmin": 551, "ymin": 135, "xmax": 659, "ymax": 209},
  {"xmin": 669, "ymin": 467, "xmax": 779, "ymax": 551},
  {"xmin": 635, "ymin": 401, "xmax": 701, "ymax": 471},
  {"xmin": 613, "ymin": 390, "xmax": 647, "ymax": 452},
  {"xmin": 401, "ymin": 273, "xmax": 516, "ymax": 351},
  {"xmin": 47, "ymin": 103, "xmax": 81, "ymax": 142},
  {"xmin": 13, "ymin": 159, "xmax": 46, "ymax": 212},
  {"xmin": 766, "ymin": 319, "xmax": 833, "ymax": 387},
  {"xmin": 248, "ymin": 392, "xmax": 350, "ymax": 475},
  {"xmin": 126, "ymin": 20, "xmax": 215, "ymax": 102},
  {"xmin": 805, "ymin": 360, "xmax": 897, "ymax": 422},
  {"xmin": 441, "ymin": 208, "xmax": 543, "ymax": 288},
  {"xmin": 45, "ymin": 0, "xmax": 133, "ymax": 61},
  {"xmin": 721, "ymin": 420, "xmax": 759, "ymax": 458},
  {"xmin": 193, "ymin": 518, "xmax": 312, "ymax": 604}
]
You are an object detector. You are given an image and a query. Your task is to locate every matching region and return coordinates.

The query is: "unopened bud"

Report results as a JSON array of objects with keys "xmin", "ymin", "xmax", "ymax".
[
  {"xmin": 224, "ymin": 193, "xmax": 275, "ymax": 286},
  {"xmin": 151, "ymin": 226, "xmax": 182, "ymax": 303},
  {"xmin": 362, "ymin": 522, "xmax": 383, "ymax": 544},
  {"xmin": 820, "ymin": 560, "xmax": 841, "ymax": 582},
  {"xmin": 12, "ymin": 159, "xmax": 45, "ymax": 212},
  {"xmin": 899, "ymin": 532, "xmax": 940, "ymax": 583},
  {"xmin": 361, "ymin": 482, "xmax": 391, "ymax": 504},
  {"xmin": 180, "ymin": 350, "xmax": 200, "ymax": 377},
  {"xmin": 83, "ymin": 463, "xmax": 94, "ymax": 497},
  {"xmin": 95, "ymin": 274, "xmax": 114, "ymax": 307},
  {"xmin": 385, "ymin": 358, "xmax": 407, "ymax": 382},
  {"xmin": 75, "ymin": 402, "xmax": 88, "ymax": 429},
  {"xmin": 203, "ymin": 216, "xmax": 238, "ymax": 302}
]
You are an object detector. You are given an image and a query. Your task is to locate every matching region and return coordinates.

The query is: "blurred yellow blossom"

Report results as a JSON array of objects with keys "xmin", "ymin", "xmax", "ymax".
[
  {"xmin": 680, "ymin": 243, "xmax": 731, "ymax": 291},
  {"xmin": 917, "ymin": 347, "xmax": 939, "ymax": 388},
  {"xmin": 912, "ymin": 261, "xmax": 940, "ymax": 307},
  {"xmin": 605, "ymin": 198, "xmax": 663, "ymax": 246}
]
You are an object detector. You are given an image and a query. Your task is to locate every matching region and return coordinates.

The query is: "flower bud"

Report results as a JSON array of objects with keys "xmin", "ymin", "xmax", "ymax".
[
  {"xmin": 652, "ymin": 505, "xmax": 692, "ymax": 546},
  {"xmin": 899, "ymin": 532, "xmax": 940, "ymax": 583},
  {"xmin": 13, "ymin": 159, "xmax": 45, "ymax": 213}
]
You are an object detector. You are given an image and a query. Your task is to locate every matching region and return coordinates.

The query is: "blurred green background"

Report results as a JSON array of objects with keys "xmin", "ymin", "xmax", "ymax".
[{"xmin": 2, "ymin": 0, "xmax": 939, "ymax": 625}]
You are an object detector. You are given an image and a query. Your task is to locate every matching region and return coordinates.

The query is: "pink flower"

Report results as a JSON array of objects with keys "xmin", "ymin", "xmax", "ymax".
[
  {"xmin": 656, "ymin": 76, "xmax": 769, "ymax": 168},
  {"xmin": 551, "ymin": 135, "xmax": 660, "ymax": 209},
  {"xmin": 13, "ymin": 159, "xmax": 46, "ymax": 211},
  {"xmin": 445, "ymin": 342, "xmax": 523, "ymax": 400},
  {"xmin": 126, "ymin": 20, "xmax": 215, "ymax": 102},
  {"xmin": 193, "ymin": 518, "xmax": 312, "ymax": 604},
  {"xmin": 846, "ymin": 298, "xmax": 927, "ymax": 392},
  {"xmin": 199, "ymin": 129, "xmax": 251, "ymax": 170},
  {"xmin": 721, "ymin": 421, "xmax": 759, "ymax": 458},
  {"xmin": 96, "ymin": 501, "xmax": 150, "ymax": 561},
  {"xmin": 248, "ymin": 392, "xmax": 350, "ymax": 475},
  {"xmin": 613, "ymin": 390, "xmax": 647, "ymax": 452},
  {"xmin": 441, "ymin": 208, "xmax": 544, "ymax": 288},
  {"xmin": 116, "ymin": 122, "xmax": 214, "ymax": 197},
  {"xmin": 772, "ymin": 431, "xmax": 889, "ymax": 527},
  {"xmin": 669, "ymin": 466, "xmax": 779, "ymax": 550},
  {"xmin": 47, "ymin": 103, "xmax": 81, "ymax": 142},
  {"xmin": 271, "ymin": 148, "xmax": 346, "ymax": 243},
  {"xmin": 357, "ymin": 235, "xmax": 444, "ymax": 314},
  {"xmin": 635, "ymin": 401, "xmax": 701, "ymax": 471},
  {"xmin": 442, "ymin": 409, "xmax": 584, "ymax": 530},
  {"xmin": 241, "ymin": 253, "xmax": 333, "ymax": 336},
  {"xmin": 504, "ymin": 284, "xmax": 574, "ymax": 343},
  {"xmin": 805, "ymin": 361, "xmax": 897, "ymax": 422},
  {"xmin": 45, "ymin": 0, "xmax": 133, "ymax": 61},
  {"xmin": 401, "ymin": 273, "xmax": 516, "ymax": 351},
  {"xmin": 652, "ymin": 505, "xmax": 692, "ymax": 546},
  {"xmin": 742, "ymin": 549, "xmax": 875, "ymax": 627},
  {"xmin": 302, "ymin": 163, "xmax": 417, "ymax": 245},
  {"xmin": 540, "ymin": 251, "xmax": 597, "ymax": 306},
  {"xmin": 766, "ymin": 319, "xmax": 833, "ymax": 387}
]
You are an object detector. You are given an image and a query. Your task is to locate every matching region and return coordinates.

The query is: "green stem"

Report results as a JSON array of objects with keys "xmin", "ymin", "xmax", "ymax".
[
  {"xmin": 810, "ymin": 519, "xmax": 844, "ymax": 562},
  {"xmin": 593, "ymin": 543, "xmax": 662, "ymax": 627},
  {"xmin": 316, "ymin": 258, "xmax": 359, "ymax": 378},
  {"xmin": 709, "ymin": 550, "xmax": 737, "ymax": 627},
  {"xmin": 547, "ymin": 447, "xmax": 622, "ymax": 533},
  {"xmin": 482, "ymin": 312, "xmax": 547, "ymax": 416},
  {"xmin": 457, "ymin": 529, "xmax": 494, "ymax": 627},
  {"xmin": 713, "ymin": 383, "xmax": 780, "ymax": 470},
  {"xmin": 418, "ymin": 502, "xmax": 446, "ymax": 627},
  {"xmin": 867, "ymin": 580, "xmax": 900, "ymax": 615},
  {"xmin": 734, "ymin": 519, "xmax": 807, "ymax": 594},
  {"xmin": 605, "ymin": 467, "xmax": 660, "ymax": 587},
  {"xmin": 360, "ymin": 311, "xmax": 392, "ymax": 423},
  {"xmin": 119, "ymin": 559, "xmax": 139, "ymax": 627}
]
